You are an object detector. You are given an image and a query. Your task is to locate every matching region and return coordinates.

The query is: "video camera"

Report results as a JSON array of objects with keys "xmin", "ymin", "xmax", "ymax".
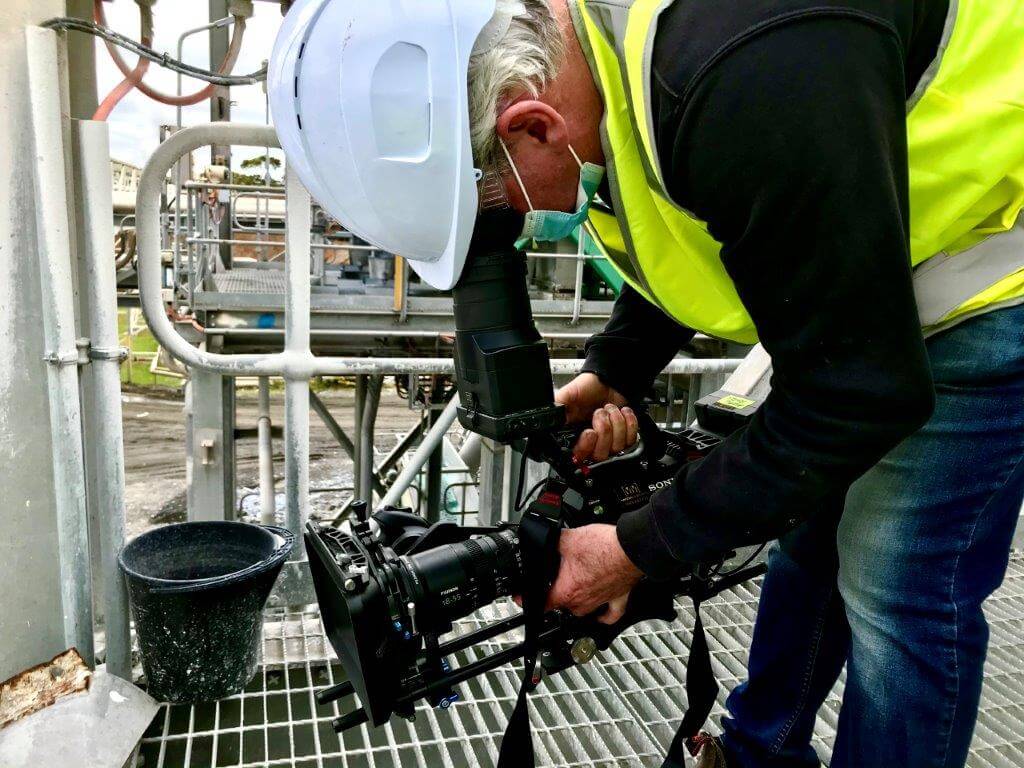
[{"xmin": 305, "ymin": 209, "xmax": 765, "ymax": 765}]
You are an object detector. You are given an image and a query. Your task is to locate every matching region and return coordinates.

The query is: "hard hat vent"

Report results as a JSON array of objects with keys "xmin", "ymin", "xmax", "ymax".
[{"xmin": 371, "ymin": 42, "xmax": 431, "ymax": 160}]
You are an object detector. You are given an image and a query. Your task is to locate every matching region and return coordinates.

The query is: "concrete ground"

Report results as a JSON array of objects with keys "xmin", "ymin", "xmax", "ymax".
[{"xmin": 121, "ymin": 384, "xmax": 426, "ymax": 539}]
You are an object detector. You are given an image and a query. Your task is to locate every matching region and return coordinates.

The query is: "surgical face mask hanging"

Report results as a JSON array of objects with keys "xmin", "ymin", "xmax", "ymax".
[{"xmin": 499, "ymin": 140, "xmax": 605, "ymax": 249}]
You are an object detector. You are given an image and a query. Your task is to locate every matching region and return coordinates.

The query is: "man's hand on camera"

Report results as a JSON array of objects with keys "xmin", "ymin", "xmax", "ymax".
[
  {"xmin": 546, "ymin": 524, "xmax": 644, "ymax": 625},
  {"xmin": 555, "ymin": 373, "xmax": 639, "ymax": 462}
]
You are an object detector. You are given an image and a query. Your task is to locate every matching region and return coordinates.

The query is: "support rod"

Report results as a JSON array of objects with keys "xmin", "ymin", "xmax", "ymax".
[
  {"xmin": 375, "ymin": 418, "xmax": 427, "ymax": 481},
  {"xmin": 359, "ymin": 376, "xmax": 383, "ymax": 505},
  {"xmin": 380, "ymin": 397, "xmax": 461, "ymax": 509},
  {"xmin": 283, "ymin": 170, "xmax": 311, "ymax": 558},
  {"xmin": 353, "ymin": 376, "xmax": 366, "ymax": 500},
  {"xmin": 309, "ymin": 390, "xmax": 354, "ymax": 455},
  {"xmin": 316, "ymin": 680, "xmax": 354, "ymax": 706},
  {"xmin": 309, "ymin": 389, "xmax": 388, "ymax": 498},
  {"xmin": 437, "ymin": 614, "xmax": 526, "ymax": 656},
  {"xmin": 257, "ymin": 376, "xmax": 276, "ymax": 525},
  {"xmin": 75, "ymin": 120, "xmax": 130, "ymax": 677}
]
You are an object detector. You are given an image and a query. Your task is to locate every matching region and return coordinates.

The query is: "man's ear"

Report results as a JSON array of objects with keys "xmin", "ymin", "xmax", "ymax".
[{"xmin": 496, "ymin": 99, "xmax": 569, "ymax": 150}]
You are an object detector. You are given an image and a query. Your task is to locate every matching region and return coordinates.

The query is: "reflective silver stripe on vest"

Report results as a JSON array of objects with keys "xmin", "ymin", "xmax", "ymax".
[
  {"xmin": 914, "ymin": 217, "xmax": 1024, "ymax": 327},
  {"xmin": 907, "ymin": 0, "xmax": 959, "ymax": 112}
]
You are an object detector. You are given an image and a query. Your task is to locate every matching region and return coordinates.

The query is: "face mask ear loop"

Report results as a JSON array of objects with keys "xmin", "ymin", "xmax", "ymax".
[
  {"xmin": 567, "ymin": 143, "xmax": 584, "ymax": 169},
  {"xmin": 500, "ymin": 139, "xmax": 538, "ymax": 248},
  {"xmin": 500, "ymin": 139, "xmax": 534, "ymax": 211}
]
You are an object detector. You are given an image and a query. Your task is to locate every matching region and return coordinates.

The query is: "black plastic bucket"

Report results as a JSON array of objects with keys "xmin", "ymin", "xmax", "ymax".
[{"xmin": 119, "ymin": 521, "xmax": 294, "ymax": 703}]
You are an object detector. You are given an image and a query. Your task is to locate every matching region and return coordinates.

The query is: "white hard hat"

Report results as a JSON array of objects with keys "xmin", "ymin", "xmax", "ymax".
[{"xmin": 269, "ymin": 0, "xmax": 514, "ymax": 289}]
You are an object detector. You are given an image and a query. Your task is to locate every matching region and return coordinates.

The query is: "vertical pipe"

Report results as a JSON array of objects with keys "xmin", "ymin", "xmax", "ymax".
[
  {"xmin": 283, "ymin": 170, "xmax": 311, "ymax": 557},
  {"xmin": 222, "ymin": 376, "xmax": 237, "ymax": 518},
  {"xmin": 75, "ymin": 121, "xmax": 131, "ymax": 679},
  {"xmin": 257, "ymin": 376, "xmax": 276, "ymax": 525},
  {"xmin": 358, "ymin": 376, "xmax": 382, "ymax": 506},
  {"xmin": 353, "ymin": 375, "xmax": 367, "ymax": 499},
  {"xmin": 184, "ymin": 379, "xmax": 194, "ymax": 509},
  {"xmin": 425, "ymin": 405, "xmax": 443, "ymax": 523},
  {"xmin": 187, "ymin": 186, "xmax": 196, "ymax": 306},
  {"xmin": 209, "ymin": 0, "xmax": 233, "ymax": 270},
  {"xmin": 26, "ymin": 28, "xmax": 95, "ymax": 663}
]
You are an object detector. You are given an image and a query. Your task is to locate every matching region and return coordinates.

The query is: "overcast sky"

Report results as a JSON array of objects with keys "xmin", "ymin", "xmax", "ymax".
[{"xmin": 97, "ymin": 1, "xmax": 285, "ymax": 170}]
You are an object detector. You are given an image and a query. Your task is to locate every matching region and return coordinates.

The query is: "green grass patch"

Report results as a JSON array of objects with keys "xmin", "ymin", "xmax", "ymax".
[{"xmin": 118, "ymin": 309, "xmax": 184, "ymax": 390}]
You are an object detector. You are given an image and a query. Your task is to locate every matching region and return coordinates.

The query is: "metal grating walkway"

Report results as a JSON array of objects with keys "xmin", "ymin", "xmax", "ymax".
[
  {"xmin": 209, "ymin": 269, "xmax": 289, "ymax": 295},
  {"xmin": 136, "ymin": 554, "xmax": 1024, "ymax": 768}
]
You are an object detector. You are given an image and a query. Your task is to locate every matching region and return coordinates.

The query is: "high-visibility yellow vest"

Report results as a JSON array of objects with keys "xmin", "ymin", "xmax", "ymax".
[{"xmin": 571, "ymin": 0, "xmax": 1024, "ymax": 343}]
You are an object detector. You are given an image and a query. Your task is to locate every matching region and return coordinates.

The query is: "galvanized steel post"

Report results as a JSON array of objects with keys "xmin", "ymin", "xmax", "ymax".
[
  {"xmin": 74, "ymin": 120, "xmax": 132, "ymax": 678},
  {"xmin": 26, "ymin": 27, "xmax": 94, "ymax": 662},
  {"xmin": 257, "ymin": 376, "xmax": 276, "ymax": 525},
  {"xmin": 283, "ymin": 170, "xmax": 312, "ymax": 558}
]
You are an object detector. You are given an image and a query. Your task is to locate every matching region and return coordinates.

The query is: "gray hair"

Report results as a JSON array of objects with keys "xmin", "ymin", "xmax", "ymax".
[{"xmin": 467, "ymin": 0, "xmax": 565, "ymax": 176}]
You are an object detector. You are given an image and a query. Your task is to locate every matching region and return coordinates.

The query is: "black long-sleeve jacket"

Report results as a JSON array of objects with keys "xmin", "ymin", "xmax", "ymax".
[{"xmin": 581, "ymin": 0, "xmax": 948, "ymax": 577}]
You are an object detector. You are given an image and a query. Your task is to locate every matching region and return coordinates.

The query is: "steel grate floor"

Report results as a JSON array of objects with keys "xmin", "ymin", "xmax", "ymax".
[
  {"xmin": 209, "ymin": 269, "xmax": 288, "ymax": 295},
  {"xmin": 136, "ymin": 554, "xmax": 1024, "ymax": 768}
]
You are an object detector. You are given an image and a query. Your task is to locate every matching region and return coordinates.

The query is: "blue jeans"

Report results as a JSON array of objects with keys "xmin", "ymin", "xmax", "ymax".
[{"xmin": 719, "ymin": 303, "xmax": 1024, "ymax": 768}]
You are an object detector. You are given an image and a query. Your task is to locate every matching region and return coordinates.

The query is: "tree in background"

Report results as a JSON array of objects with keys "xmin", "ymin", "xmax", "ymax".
[{"xmin": 234, "ymin": 154, "xmax": 283, "ymax": 186}]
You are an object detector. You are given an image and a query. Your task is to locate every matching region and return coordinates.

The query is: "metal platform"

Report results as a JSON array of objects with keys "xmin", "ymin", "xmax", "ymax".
[
  {"xmin": 209, "ymin": 269, "xmax": 290, "ymax": 296},
  {"xmin": 135, "ymin": 554, "xmax": 1024, "ymax": 768},
  {"xmin": 192, "ymin": 268, "xmax": 619, "ymax": 355}
]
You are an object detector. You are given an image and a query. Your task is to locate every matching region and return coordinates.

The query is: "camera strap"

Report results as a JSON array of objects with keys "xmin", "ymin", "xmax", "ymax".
[
  {"xmin": 496, "ymin": 508, "xmax": 561, "ymax": 768},
  {"xmin": 661, "ymin": 563, "xmax": 765, "ymax": 767},
  {"xmin": 661, "ymin": 594, "xmax": 717, "ymax": 767}
]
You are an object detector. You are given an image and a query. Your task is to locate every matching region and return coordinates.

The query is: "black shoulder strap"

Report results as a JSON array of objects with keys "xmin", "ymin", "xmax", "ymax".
[{"xmin": 496, "ymin": 511, "xmax": 561, "ymax": 768}]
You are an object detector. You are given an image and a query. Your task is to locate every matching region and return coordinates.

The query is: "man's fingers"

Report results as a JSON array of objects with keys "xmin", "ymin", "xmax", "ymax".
[
  {"xmin": 623, "ymin": 407, "xmax": 639, "ymax": 447},
  {"xmin": 605, "ymin": 404, "xmax": 626, "ymax": 454},
  {"xmin": 597, "ymin": 595, "xmax": 629, "ymax": 626},
  {"xmin": 554, "ymin": 379, "xmax": 583, "ymax": 423},
  {"xmin": 591, "ymin": 408, "xmax": 613, "ymax": 461},
  {"xmin": 574, "ymin": 406, "xmax": 639, "ymax": 461},
  {"xmin": 573, "ymin": 429, "xmax": 598, "ymax": 461}
]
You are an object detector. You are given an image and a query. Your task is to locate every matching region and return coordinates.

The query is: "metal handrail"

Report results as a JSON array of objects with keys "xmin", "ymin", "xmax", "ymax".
[{"xmin": 139, "ymin": 124, "xmax": 744, "ymax": 381}]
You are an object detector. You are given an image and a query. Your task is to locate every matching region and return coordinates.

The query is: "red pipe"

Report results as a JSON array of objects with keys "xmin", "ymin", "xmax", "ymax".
[
  {"xmin": 93, "ymin": 0, "xmax": 245, "ymax": 108},
  {"xmin": 93, "ymin": 35, "xmax": 151, "ymax": 121}
]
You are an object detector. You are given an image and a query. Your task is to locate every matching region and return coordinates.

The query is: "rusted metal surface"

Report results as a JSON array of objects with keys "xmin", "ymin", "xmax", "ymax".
[
  {"xmin": 0, "ymin": 669, "xmax": 158, "ymax": 768},
  {"xmin": 0, "ymin": 648, "xmax": 91, "ymax": 729}
]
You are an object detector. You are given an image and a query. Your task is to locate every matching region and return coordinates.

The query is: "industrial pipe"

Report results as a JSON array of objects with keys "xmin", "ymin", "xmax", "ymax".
[
  {"xmin": 257, "ymin": 377, "xmax": 276, "ymax": 525},
  {"xmin": 283, "ymin": 170, "xmax": 311, "ymax": 558},
  {"xmin": 358, "ymin": 376, "xmax": 383, "ymax": 503},
  {"xmin": 380, "ymin": 397, "xmax": 462, "ymax": 509},
  {"xmin": 26, "ymin": 28, "xmax": 95, "ymax": 663},
  {"xmin": 74, "ymin": 121, "xmax": 132, "ymax": 680},
  {"xmin": 458, "ymin": 433, "xmax": 483, "ymax": 476}
]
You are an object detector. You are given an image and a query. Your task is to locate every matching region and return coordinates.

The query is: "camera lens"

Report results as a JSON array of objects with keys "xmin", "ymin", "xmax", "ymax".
[{"xmin": 398, "ymin": 529, "xmax": 523, "ymax": 632}]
